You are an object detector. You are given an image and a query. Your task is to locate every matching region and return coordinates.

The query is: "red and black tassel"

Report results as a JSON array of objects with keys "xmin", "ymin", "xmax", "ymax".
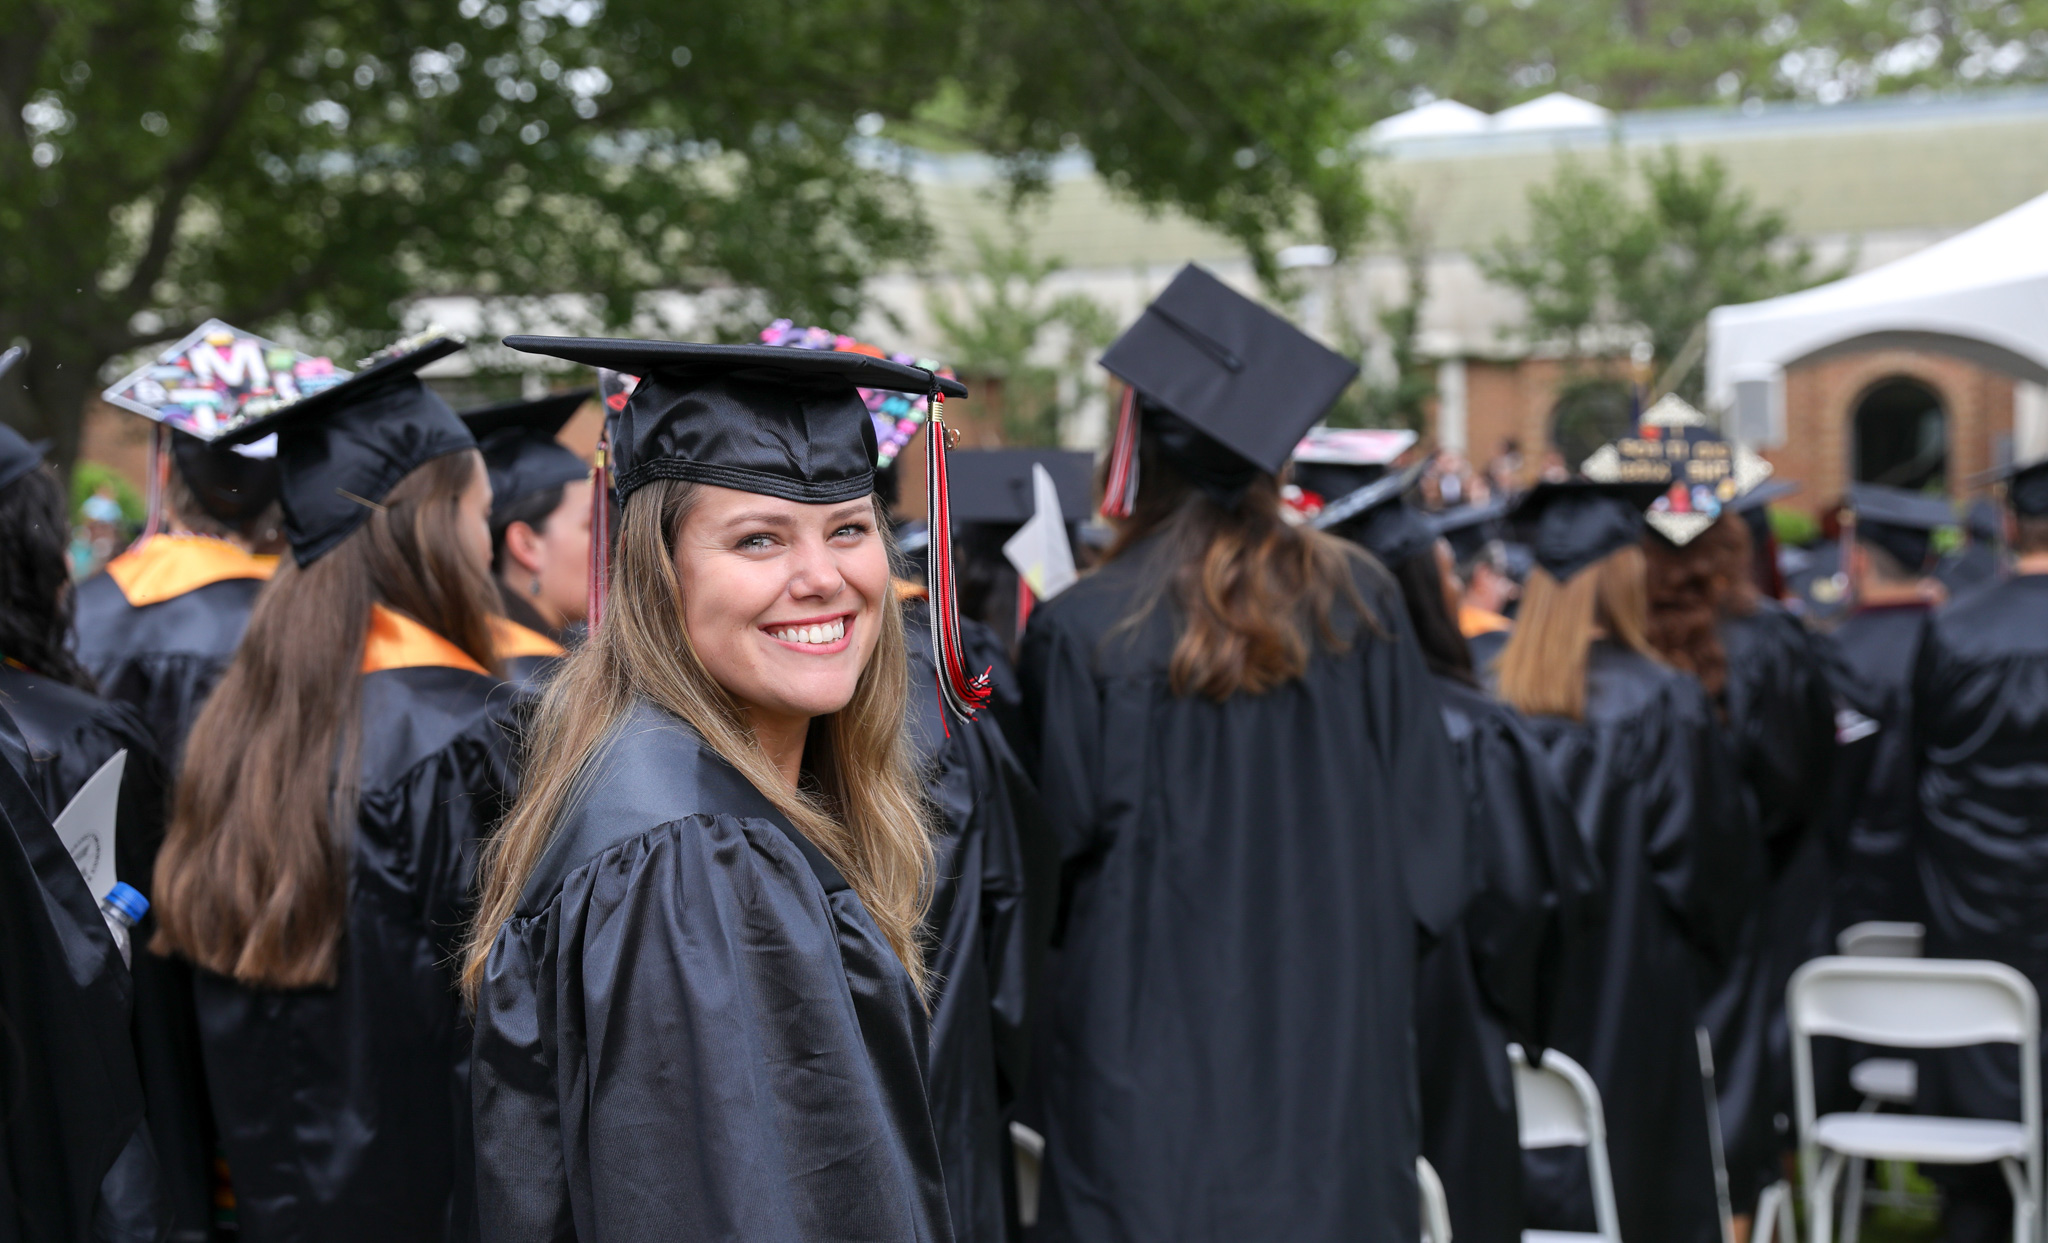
[
  {"xmin": 1100, "ymin": 384, "xmax": 1141, "ymax": 519},
  {"xmin": 924, "ymin": 390, "xmax": 992, "ymax": 720}
]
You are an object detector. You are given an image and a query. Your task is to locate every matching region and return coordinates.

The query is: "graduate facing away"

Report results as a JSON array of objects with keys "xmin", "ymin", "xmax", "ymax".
[
  {"xmin": 466, "ymin": 338, "xmax": 968, "ymax": 1243},
  {"xmin": 1019, "ymin": 266, "xmax": 1467, "ymax": 1243}
]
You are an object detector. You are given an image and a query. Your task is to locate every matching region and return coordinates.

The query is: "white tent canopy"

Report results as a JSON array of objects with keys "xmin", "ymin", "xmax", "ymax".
[{"xmin": 1707, "ymin": 189, "xmax": 2048, "ymax": 445}]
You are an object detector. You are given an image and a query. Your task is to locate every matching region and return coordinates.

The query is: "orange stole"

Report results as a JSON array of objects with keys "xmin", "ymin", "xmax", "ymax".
[
  {"xmin": 490, "ymin": 618, "xmax": 564, "ymax": 660},
  {"xmin": 106, "ymin": 536, "xmax": 276, "ymax": 608},
  {"xmin": 360, "ymin": 605, "xmax": 489, "ymax": 675},
  {"xmin": 1458, "ymin": 605, "xmax": 1512, "ymax": 639}
]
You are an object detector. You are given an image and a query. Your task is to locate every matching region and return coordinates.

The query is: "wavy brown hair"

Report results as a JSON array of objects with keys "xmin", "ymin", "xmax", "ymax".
[
  {"xmin": 1107, "ymin": 437, "xmax": 1374, "ymax": 701},
  {"xmin": 0, "ymin": 465, "xmax": 94, "ymax": 691},
  {"xmin": 1497, "ymin": 545, "xmax": 1657, "ymax": 722},
  {"xmin": 1643, "ymin": 514, "xmax": 1756, "ymax": 699},
  {"xmin": 153, "ymin": 450, "xmax": 501, "ymax": 988},
  {"xmin": 463, "ymin": 479, "xmax": 932, "ymax": 1001}
]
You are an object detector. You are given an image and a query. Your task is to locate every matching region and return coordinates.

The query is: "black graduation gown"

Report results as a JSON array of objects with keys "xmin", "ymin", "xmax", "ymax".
[
  {"xmin": 1700, "ymin": 602, "xmax": 1837, "ymax": 1210},
  {"xmin": 1518, "ymin": 643, "xmax": 1748, "ymax": 1243},
  {"xmin": 191, "ymin": 609, "xmax": 517, "ymax": 1243},
  {"xmin": 0, "ymin": 707, "xmax": 155, "ymax": 1243},
  {"xmin": 73, "ymin": 534, "xmax": 276, "ymax": 775},
  {"xmin": 1017, "ymin": 540, "xmax": 1467, "ymax": 1243},
  {"xmin": 1418, "ymin": 677, "xmax": 1598, "ymax": 1243},
  {"xmin": 903, "ymin": 602, "xmax": 1056, "ymax": 1243},
  {"xmin": 493, "ymin": 589, "xmax": 570, "ymax": 691},
  {"xmin": 1911, "ymin": 576, "xmax": 2048, "ymax": 1130},
  {"xmin": 0, "ymin": 666, "xmax": 204, "ymax": 1241},
  {"xmin": 1823, "ymin": 603, "xmax": 1933, "ymax": 932},
  {"xmin": 470, "ymin": 700, "xmax": 954, "ymax": 1243}
]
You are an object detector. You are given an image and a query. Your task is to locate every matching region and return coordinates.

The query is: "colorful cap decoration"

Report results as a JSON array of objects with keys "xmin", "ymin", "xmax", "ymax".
[
  {"xmin": 1579, "ymin": 393, "xmax": 1773, "ymax": 547},
  {"xmin": 758, "ymin": 320, "xmax": 957, "ymax": 469},
  {"xmin": 102, "ymin": 320, "xmax": 348, "ymax": 439}
]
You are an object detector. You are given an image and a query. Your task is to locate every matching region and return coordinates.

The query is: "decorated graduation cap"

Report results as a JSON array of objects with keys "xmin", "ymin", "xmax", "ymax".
[
  {"xmin": 1098, "ymin": 264, "xmax": 1359, "ymax": 515},
  {"xmin": 502, "ymin": 335, "xmax": 991, "ymax": 717},
  {"xmin": 1509, "ymin": 480, "xmax": 1666, "ymax": 582},
  {"xmin": 1313, "ymin": 460, "xmax": 1435, "ymax": 567},
  {"xmin": 943, "ymin": 449, "xmax": 1095, "ymax": 527},
  {"xmin": 1290, "ymin": 427, "xmax": 1417, "ymax": 511},
  {"xmin": 757, "ymin": 321, "xmax": 958, "ymax": 469},
  {"xmin": 1578, "ymin": 393, "xmax": 1775, "ymax": 547},
  {"xmin": 459, "ymin": 390, "xmax": 593, "ymax": 522},
  {"xmin": 207, "ymin": 331, "xmax": 473, "ymax": 566},
  {"xmin": 0, "ymin": 347, "xmax": 45, "ymax": 493},
  {"xmin": 1847, "ymin": 483, "xmax": 1952, "ymax": 572},
  {"xmin": 1432, "ymin": 498, "xmax": 1510, "ymax": 565}
]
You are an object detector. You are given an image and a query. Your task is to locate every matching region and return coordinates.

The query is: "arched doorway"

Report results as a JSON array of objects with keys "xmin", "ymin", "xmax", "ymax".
[
  {"xmin": 1548, "ymin": 378, "xmax": 1636, "ymax": 470},
  {"xmin": 1853, "ymin": 377, "xmax": 1947, "ymax": 491}
]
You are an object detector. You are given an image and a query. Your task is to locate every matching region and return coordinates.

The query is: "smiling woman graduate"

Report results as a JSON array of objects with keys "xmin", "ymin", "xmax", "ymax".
[{"xmin": 465, "ymin": 337, "xmax": 969, "ymax": 1243}]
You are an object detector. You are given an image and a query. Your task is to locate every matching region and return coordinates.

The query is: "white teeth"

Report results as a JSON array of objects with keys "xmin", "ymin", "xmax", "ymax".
[{"xmin": 771, "ymin": 619, "xmax": 846, "ymax": 645}]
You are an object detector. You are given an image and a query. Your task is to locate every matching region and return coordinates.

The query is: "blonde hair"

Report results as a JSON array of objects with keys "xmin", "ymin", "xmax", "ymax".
[
  {"xmin": 1496, "ymin": 545, "xmax": 1657, "ymax": 722},
  {"xmin": 464, "ymin": 480, "xmax": 932, "ymax": 1000}
]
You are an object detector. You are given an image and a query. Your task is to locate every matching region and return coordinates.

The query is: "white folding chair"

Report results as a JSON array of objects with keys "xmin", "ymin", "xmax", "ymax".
[
  {"xmin": 1833, "ymin": 923, "xmax": 1925, "ymax": 1225},
  {"xmin": 1510, "ymin": 1044, "xmax": 1623, "ymax": 1243},
  {"xmin": 1753, "ymin": 1180, "xmax": 1799, "ymax": 1243},
  {"xmin": 1010, "ymin": 1121, "xmax": 1045, "ymax": 1228},
  {"xmin": 1837, "ymin": 922, "xmax": 1925, "ymax": 960},
  {"xmin": 1420, "ymin": 1155, "xmax": 1454, "ymax": 1243},
  {"xmin": 1790, "ymin": 956, "xmax": 2042, "ymax": 1243}
]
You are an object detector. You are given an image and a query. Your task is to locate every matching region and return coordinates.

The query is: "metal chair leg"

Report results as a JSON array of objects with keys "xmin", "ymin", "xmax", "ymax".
[
  {"xmin": 1843, "ymin": 1155, "xmax": 1867, "ymax": 1243},
  {"xmin": 1810, "ymin": 1151, "xmax": 1846, "ymax": 1243},
  {"xmin": 1997, "ymin": 1158, "xmax": 2032, "ymax": 1243}
]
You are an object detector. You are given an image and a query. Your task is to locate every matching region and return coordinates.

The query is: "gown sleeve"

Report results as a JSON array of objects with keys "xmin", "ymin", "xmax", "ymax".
[
  {"xmin": 1643, "ymin": 677, "xmax": 1751, "ymax": 969},
  {"xmin": 473, "ymin": 815, "xmax": 944, "ymax": 1243},
  {"xmin": 1018, "ymin": 614, "xmax": 1110, "ymax": 870},
  {"xmin": 1373, "ymin": 591, "xmax": 1468, "ymax": 943}
]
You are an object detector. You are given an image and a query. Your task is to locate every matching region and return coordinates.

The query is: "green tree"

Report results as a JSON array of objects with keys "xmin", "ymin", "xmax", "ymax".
[
  {"xmin": 1480, "ymin": 146, "xmax": 1844, "ymax": 403},
  {"xmin": 1, "ymin": 0, "xmax": 1378, "ymax": 468},
  {"xmin": 1371, "ymin": 0, "xmax": 2048, "ymax": 114},
  {"xmin": 926, "ymin": 230, "xmax": 1116, "ymax": 447}
]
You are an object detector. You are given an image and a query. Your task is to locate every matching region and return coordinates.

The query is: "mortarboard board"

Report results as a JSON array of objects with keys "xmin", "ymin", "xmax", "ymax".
[
  {"xmin": 503, "ymin": 335, "xmax": 991, "ymax": 718},
  {"xmin": 0, "ymin": 347, "xmax": 45, "ymax": 493},
  {"xmin": 1980, "ymin": 459, "xmax": 2048, "ymax": 518},
  {"xmin": 943, "ymin": 449, "xmax": 1095, "ymax": 527},
  {"xmin": 1578, "ymin": 393, "xmax": 1773, "ymax": 547},
  {"xmin": 1509, "ymin": 480, "xmax": 1666, "ymax": 582},
  {"xmin": 1847, "ymin": 483, "xmax": 1952, "ymax": 572},
  {"xmin": 1098, "ymin": 265, "xmax": 1359, "ymax": 513},
  {"xmin": 758, "ymin": 321, "xmax": 959, "ymax": 469},
  {"xmin": 1432, "ymin": 498, "xmax": 1510, "ymax": 565},
  {"xmin": 501, "ymin": 338, "xmax": 966, "ymax": 504},
  {"xmin": 102, "ymin": 320, "xmax": 348, "ymax": 438},
  {"xmin": 1729, "ymin": 479, "xmax": 1798, "ymax": 515},
  {"xmin": 459, "ymin": 390, "xmax": 593, "ymax": 522},
  {"xmin": 211, "ymin": 331, "xmax": 473, "ymax": 566},
  {"xmin": 1290, "ymin": 427, "xmax": 1416, "ymax": 507},
  {"xmin": 1314, "ymin": 461, "xmax": 1436, "ymax": 568}
]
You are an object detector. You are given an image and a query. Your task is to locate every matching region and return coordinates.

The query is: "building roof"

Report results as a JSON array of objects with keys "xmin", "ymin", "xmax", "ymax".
[{"xmin": 903, "ymin": 88, "xmax": 2048, "ymax": 269}]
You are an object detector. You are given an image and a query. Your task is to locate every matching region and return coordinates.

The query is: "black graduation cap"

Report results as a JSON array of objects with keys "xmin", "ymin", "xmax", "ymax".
[
  {"xmin": 215, "ymin": 334, "xmax": 473, "ymax": 566},
  {"xmin": 1728, "ymin": 479, "xmax": 1798, "ymax": 515},
  {"xmin": 1509, "ymin": 480, "xmax": 1666, "ymax": 582},
  {"xmin": 459, "ymin": 390, "xmax": 593, "ymax": 521},
  {"xmin": 1100, "ymin": 265, "xmax": 1359, "ymax": 479},
  {"xmin": 943, "ymin": 449, "xmax": 1094, "ymax": 527},
  {"xmin": 1992, "ymin": 460, "xmax": 2048, "ymax": 518},
  {"xmin": 1847, "ymin": 483, "xmax": 1952, "ymax": 572},
  {"xmin": 169, "ymin": 429, "xmax": 281, "ymax": 527},
  {"xmin": 1314, "ymin": 462, "xmax": 1435, "ymax": 568},
  {"xmin": 0, "ymin": 347, "xmax": 44, "ymax": 492},
  {"xmin": 501, "ymin": 338, "xmax": 966, "ymax": 504},
  {"xmin": 1431, "ymin": 498, "xmax": 1509, "ymax": 565}
]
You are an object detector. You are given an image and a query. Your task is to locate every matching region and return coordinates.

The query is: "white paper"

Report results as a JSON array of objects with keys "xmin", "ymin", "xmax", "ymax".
[
  {"xmin": 1002, "ymin": 463, "xmax": 1079, "ymax": 602},
  {"xmin": 52, "ymin": 749, "xmax": 125, "ymax": 903}
]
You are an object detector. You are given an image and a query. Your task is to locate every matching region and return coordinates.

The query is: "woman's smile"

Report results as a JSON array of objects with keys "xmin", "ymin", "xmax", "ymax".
[{"xmin": 763, "ymin": 611, "xmax": 853, "ymax": 653}]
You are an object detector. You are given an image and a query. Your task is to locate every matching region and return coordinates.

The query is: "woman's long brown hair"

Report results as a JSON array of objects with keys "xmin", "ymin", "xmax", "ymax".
[
  {"xmin": 152, "ymin": 450, "xmax": 501, "ymax": 988},
  {"xmin": 1107, "ymin": 437, "xmax": 1374, "ymax": 701},
  {"xmin": 1643, "ymin": 513, "xmax": 1757, "ymax": 699},
  {"xmin": 1496, "ymin": 545, "xmax": 1657, "ymax": 722},
  {"xmin": 463, "ymin": 480, "xmax": 933, "ymax": 1002}
]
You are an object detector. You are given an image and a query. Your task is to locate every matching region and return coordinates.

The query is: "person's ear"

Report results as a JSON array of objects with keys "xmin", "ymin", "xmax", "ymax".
[{"xmin": 503, "ymin": 520, "xmax": 545, "ymax": 576}]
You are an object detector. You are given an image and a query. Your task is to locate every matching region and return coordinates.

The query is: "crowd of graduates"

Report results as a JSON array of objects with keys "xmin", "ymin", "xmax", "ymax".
[{"xmin": 4, "ymin": 261, "xmax": 2048, "ymax": 1243}]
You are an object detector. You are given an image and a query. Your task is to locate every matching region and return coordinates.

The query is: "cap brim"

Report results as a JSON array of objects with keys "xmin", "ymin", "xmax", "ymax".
[
  {"xmin": 1313, "ymin": 460, "xmax": 1428, "ymax": 530},
  {"xmin": 0, "ymin": 346, "xmax": 22, "ymax": 384},
  {"xmin": 459, "ymin": 388, "xmax": 594, "ymax": 441},
  {"xmin": 504, "ymin": 336, "xmax": 968, "ymax": 400},
  {"xmin": 216, "ymin": 336, "xmax": 466, "ymax": 445}
]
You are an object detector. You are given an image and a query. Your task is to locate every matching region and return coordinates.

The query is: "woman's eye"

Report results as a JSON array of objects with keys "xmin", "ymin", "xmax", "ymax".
[
  {"xmin": 832, "ymin": 523, "xmax": 872, "ymax": 541},
  {"xmin": 736, "ymin": 533, "xmax": 776, "ymax": 551}
]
